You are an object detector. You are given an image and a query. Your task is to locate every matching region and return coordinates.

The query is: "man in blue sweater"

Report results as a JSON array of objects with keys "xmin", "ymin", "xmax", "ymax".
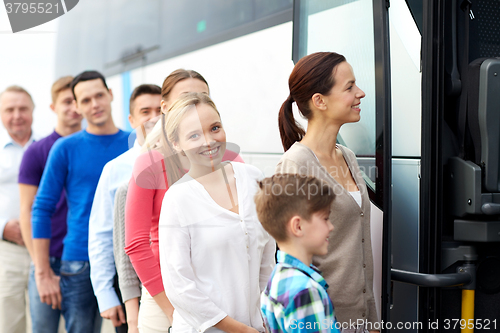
[{"xmin": 31, "ymin": 71, "xmax": 130, "ymax": 333}]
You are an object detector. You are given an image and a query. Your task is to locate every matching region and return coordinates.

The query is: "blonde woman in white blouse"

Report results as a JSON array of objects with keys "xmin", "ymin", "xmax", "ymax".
[{"xmin": 157, "ymin": 92, "xmax": 276, "ymax": 333}]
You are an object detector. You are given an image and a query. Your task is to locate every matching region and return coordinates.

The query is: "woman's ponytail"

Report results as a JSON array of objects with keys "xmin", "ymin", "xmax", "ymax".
[
  {"xmin": 278, "ymin": 95, "xmax": 305, "ymax": 152},
  {"xmin": 278, "ymin": 52, "xmax": 347, "ymax": 151}
]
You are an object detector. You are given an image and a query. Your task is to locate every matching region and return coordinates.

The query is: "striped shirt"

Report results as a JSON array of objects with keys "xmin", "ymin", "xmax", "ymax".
[{"xmin": 261, "ymin": 251, "xmax": 341, "ymax": 333}]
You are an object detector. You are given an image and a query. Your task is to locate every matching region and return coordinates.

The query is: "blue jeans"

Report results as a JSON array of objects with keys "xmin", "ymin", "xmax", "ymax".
[
  {"xmin": 60, "ymin": 260, "xmax": 102, "ymax": 333},
  {"xmin": 28, "ymin": 257, "xmax": 62, "ymax": 333}
]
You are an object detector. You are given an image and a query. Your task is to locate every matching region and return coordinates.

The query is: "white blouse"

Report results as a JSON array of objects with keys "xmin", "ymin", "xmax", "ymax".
[
  {"xmin": 159, "ymin": 162, "xmax": 276, "ymax": 333},
  {"xmin": 349, "ymin": 190, "xmax": 362, "ymax": 208}
]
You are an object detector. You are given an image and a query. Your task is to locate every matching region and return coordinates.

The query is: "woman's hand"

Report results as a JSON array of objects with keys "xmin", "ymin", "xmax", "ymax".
[
  {"xmin": 128, "ymin": 323, "xmax": 139, "ymax": 333},
  {"xmin": 152, "ymin": 290, "xmax": 174, "ymax": 323},
  {"xmin": 245, "ymin": 325, "xmax": 259, "ymax": 333},
  {"xmin": 124, "ymin": 298, "xmax": 140, "ymax": 333},
  {"xmin": 214, "ymin": 316, "xmax": 260, "ymax": 333}
]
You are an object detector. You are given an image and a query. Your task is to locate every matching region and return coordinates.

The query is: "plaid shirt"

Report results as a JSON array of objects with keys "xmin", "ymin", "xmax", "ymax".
[{"xmin": 261, "ymin": 251, "xmax": 341, "ymax": 333}]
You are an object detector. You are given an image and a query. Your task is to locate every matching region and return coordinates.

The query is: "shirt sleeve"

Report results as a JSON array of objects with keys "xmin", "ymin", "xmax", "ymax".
[
  {"xmin": 367, "ymin": 299, "xmax": 379, "ymax": 327},
  {"xmin": 254, "ymin": 169, "xmax": 276, "ymax": 293},
  {"xmin": 284, "ymin": 288, "xmax": 340, "ymax": 333},
  {"xmin": 159, "ymin": 193, "xmax": 227, "ymax": 332},
  {"xmin": 88, "ymin": 162, "xmax": 120, "ymax": 312},
  {"xmin": 260, "ymin": 235, "xmax": 276, "ymax": 293},
  {"xmin": 124, "ymin": 153, "xmax": 165, "ymax": 296},
  {"xmin": 113, "ymin": 183, "xmax": 141, "ymax": 302},
  {"xmin": 18, "ymin": 144, "xmax": 43, "ymax": 186},
  {"xmin": 32, "ymin": 141, "xmax": 67, "ymax": 239},
  {"xmin": 0, "ymin": 218, "xmax": 8, "ymax": 240}
]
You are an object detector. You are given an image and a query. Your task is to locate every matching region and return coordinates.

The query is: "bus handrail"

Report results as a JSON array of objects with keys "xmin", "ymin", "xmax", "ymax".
[{"xmin": 391, "ymin": 268, "xmax": 472, "ymax": 287}]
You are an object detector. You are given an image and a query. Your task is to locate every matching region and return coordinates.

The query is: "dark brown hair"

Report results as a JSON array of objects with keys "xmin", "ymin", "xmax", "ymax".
[
  {"xmin": 129, "ymin": 84, "xmax": 161, "ymax": 114},
  {"xmin": 278, "ymin": 52, "xmax": 346, "ymax": 151},
  {"xmin": 70, "ymin": 70, "xmax": 109, "ymax": 101},
  {"xmin": 254, "ymin": 174, "xmax": 335, "ymax": 242},
  {"xmin": 51, "ymin": 76, "xmax": 74, "ymax": 103},
  {"xmin": 161, "ymin": 69, "xmax": 209, "ymax": 101}
]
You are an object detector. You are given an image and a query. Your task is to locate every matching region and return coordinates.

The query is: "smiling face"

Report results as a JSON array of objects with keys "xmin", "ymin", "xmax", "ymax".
[
  {"xmin": 52, "ymin": 88, "xmax": 82, "ymax": 128},
  {"xmin": 129, "ymin": 93, "xmax": 162, "ymax": 129},
  {"xmin": 174, "ymin": 103, "xmax": 226, "ymax": 171},
  {"xmin": 301, "ymin": 209, "xmax": 334, "ymax": 256},
  {"xmin": 130, "ymin": 93, "xmax": 162, "ymax": 145},
  {"xmin": 323, "ymin": 61, "xmax": 365, "ymax": 124},
  {"xmin": 73, "ymin": 78, "xmax": 113, "ymax": 127},
  {"xmin": 0, "ymin": 91, "xmax": 33, "ymax": 141}
]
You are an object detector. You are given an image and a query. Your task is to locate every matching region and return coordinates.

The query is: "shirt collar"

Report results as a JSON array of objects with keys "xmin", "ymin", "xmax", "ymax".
[
  {"xmin": 0, "ymin": 129, "xmax": 36, "ymax": 149},
  {"xmin": 277, "ymin": 250, "xmax": 329, "ymax": 289},
  {"xmin": 0, "ymin": 130, "xmax": 11, "ymax": 148}
]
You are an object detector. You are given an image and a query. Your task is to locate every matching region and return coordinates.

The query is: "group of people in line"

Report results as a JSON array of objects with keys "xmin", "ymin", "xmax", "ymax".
[{"xmin": 0, "ymin": 51, "xmax": 378, "ymax": 333}]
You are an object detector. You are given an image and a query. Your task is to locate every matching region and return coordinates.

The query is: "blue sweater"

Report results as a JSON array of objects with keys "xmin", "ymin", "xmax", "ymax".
[{"xmin": 32, "ymin": 129, "xmax": 130, "ymax": 261}]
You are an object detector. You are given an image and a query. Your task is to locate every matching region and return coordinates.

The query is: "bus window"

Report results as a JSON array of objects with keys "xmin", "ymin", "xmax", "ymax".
[{"xmin": 293, "ymin": 0, "xmax": 377, "ymax": 190}]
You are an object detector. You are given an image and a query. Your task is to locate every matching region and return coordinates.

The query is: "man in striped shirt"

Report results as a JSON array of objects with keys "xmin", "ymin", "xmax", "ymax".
[{"xmin": 255, "ymin": 174, "xmax": 341, "ymax": 333}]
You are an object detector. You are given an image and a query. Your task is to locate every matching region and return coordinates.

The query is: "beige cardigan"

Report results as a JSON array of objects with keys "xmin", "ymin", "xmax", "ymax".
[{"xmin": 276, "ymin": 142, "xmax": 378, "ymax": 326}]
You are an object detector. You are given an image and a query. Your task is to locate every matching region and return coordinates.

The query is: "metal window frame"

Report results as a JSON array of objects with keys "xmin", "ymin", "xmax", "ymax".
[
  {"xmin": 103, "ymin": 8, "xmax": 293, "ymax": 77},
  {"xmin": 419, "ymin": 0, "xmax": 445, "ymax": 327},
  {"xmin": 372, "ymin": 0, "xmax": 392, "ymax": 330}
]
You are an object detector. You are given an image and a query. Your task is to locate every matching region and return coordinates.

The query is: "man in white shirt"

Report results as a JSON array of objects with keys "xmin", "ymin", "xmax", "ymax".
[
  {"xmin": 0, "ymin": 85, "xmax": 40, "ymax": 333},
  {"xmin": 89, "ymin": 84, "xmax": 161, "ymax": 333}
]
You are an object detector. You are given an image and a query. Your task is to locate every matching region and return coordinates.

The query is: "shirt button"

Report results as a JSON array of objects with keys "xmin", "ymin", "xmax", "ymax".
[
  {"xmin": 363, "ymin": 289, "xmax": 366, "ymax": 293},
  {"xmin": 240, "ymin": 219, "xmax": 243, "ymax": 222},
  {"xmin": 362, "ymin": 313, "xmax": 366, "ymax": 317},
  {"xmin": 363, "ymin": 264, "xmax": 366, "ymax": 268},
  {"xmin": 362, "ymin": 238, "xmax": 364, "ymax": 243},
  {"xmin": 360, "ymin": 212, "xmax": 364, "ymax": 217}
]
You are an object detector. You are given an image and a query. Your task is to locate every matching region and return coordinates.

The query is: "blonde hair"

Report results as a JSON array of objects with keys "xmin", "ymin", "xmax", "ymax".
[
  {"xmin": 139, "ymin": 69, "xmax": 209, "ymax": 162},
  {"xmin": 51, "ymin": 76, "xmax": 74, "ymax": 103},
  {"xmin": 0, "ymin": 85, "xmax": 34, "ymax": 107},
  {"xmin": 141, "ymin": 92, "xmax": 220, "ymax": 186}
]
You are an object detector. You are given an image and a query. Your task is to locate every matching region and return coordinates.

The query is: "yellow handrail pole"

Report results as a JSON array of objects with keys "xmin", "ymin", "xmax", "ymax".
[{"xmin": 461, "ymin": 289, "xmax": 475, "ymax": 333}]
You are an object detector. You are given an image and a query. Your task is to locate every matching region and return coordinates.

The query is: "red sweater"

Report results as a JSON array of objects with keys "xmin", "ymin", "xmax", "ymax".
[{"xmin": 125, "ymin": 149, "xmax": 244, "ymax": 296}]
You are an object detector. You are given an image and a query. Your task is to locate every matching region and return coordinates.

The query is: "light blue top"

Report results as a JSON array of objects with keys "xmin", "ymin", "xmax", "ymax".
[
  {"xmin": 88, "ymin": 140, "xmax": 140, "ymax": 312},
  {"xmin": 32, "ymin": 129, "xmax": 130, "ymax": 261},
  {"xmin": 0, "ymin": 130, "xmax": 39, "ymax": 238}
]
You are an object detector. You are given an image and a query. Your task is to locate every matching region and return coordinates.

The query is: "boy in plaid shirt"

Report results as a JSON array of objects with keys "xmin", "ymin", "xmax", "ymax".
[{"xmin": 255, "ymin": 174, "xmax": 341, "ymax": 333}]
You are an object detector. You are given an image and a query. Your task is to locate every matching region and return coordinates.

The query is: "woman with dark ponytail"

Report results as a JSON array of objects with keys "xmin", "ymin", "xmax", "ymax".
[{"xmin": 276, "ymin": 52, "xmax": 379, "ymax": 332}]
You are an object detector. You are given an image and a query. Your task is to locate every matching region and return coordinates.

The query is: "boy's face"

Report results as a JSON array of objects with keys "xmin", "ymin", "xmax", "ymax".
[{"xmin": 301, "ymin": 210, "xmax": 334, "ymax": 256}]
